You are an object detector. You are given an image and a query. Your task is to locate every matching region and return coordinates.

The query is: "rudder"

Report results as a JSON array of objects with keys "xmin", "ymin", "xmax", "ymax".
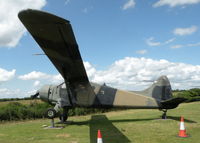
[{"xmin": 139, "ymin": 76, "xmax": 172, "ymax": 102}]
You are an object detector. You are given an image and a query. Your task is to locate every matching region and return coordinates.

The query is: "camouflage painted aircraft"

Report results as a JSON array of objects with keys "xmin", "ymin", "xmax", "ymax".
[{"xmin": 18, "ymin": 9, "xmax": 187, "ymax": 122}]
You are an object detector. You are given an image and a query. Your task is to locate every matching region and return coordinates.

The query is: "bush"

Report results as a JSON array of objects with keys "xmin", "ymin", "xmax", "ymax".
[
  {"xmin": 28, "ymin": 102, "xmax": 52, "ymax": 119},
  {"xmin": 0, "ymin": 102, "xmax": 52, "ymax": 121},
  {"xmin": 174, "ymin": 88, "xmax": 200, "ymax": 102},
  {"xmin": 0, "ymin": 101, "xmax": 121, "ymax": 121},
  {"xmin": 0, "ymin": 102, "xmax": 27, "ymax": 121}
]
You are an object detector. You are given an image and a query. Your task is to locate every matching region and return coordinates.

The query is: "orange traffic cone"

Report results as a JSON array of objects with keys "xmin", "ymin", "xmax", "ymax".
[
  {"xmin": 97, "ymin": 130, "xmax": 103, "ymax": 143},
  {"xmin": 178, "ymin": 116, "xmax": 189, "ymax": 137}
]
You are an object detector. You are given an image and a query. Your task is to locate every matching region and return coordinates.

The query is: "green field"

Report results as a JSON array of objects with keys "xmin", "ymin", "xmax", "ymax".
[{"xmin": 0, "ymin": 102, "xmax": 199, "ymax": 143}]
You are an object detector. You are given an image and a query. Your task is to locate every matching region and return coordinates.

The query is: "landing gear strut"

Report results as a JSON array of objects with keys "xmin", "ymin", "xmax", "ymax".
[
  {"xmin": 50, "ymin": 118, "xmax": 55, "ymax": 128},
  {"xmin": 45, "ymin": 108, "xmax": 57, "ymax": 128},
  {"xmin": 162, "ymin": 109, "xmax": 167, "ymax": 119},
  {"xmin": 44, "ymin": 108, "xmax": 64, "ymax": 129}
]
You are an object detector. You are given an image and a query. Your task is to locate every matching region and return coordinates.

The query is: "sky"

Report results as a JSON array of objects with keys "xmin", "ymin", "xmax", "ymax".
[{"xmin": 0, "ymin": 0, "xmax": 200, "ymax": 98}]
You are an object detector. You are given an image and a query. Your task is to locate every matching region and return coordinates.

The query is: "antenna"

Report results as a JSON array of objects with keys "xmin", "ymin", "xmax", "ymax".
[{"xmin": 32, "ymin": 53, "xmax": 46, "ymax": 56}]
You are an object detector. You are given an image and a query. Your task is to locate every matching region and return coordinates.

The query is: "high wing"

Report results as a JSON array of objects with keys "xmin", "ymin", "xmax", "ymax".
[{"xmin": 18, "ymin": 9, "xmax": 89, "ymax": 89}]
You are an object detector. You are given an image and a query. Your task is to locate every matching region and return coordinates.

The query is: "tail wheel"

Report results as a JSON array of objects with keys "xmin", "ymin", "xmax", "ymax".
[
  {"xmin": 46, "ymin": 108, "xmax": 56, "ymax": 119},
  {"xmin": 161, "ymin": 109, "xmax": 167, "ymax": 119}
]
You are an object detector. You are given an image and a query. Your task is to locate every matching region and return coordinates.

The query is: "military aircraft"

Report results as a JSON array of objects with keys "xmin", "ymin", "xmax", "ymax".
[{"xmin": 18, "ymin": 9, "xmax": 187, "ymax": 122}]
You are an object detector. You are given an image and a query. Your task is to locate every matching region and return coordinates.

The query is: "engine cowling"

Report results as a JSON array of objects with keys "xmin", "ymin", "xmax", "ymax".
[
  {"xmin": 38, "ymin": 84, "xmax": 72, "ymax": 107},
  {"xmin": 38, "ymin": 85, "xmax": 51, "ymax": 102}
]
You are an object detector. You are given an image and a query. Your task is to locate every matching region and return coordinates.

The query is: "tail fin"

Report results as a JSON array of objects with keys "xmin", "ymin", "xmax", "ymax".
[
  {"xmin": 137, "ymin": 76, "xmax": 188, "ymax": 109},
  {"xmin": 139, "ymin": 76, "xmax": 172, "ymax": 102}
]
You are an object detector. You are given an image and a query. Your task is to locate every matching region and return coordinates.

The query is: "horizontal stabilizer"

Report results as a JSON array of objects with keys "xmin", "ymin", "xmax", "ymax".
[{"xmin": 160, "ymin": 97, "xmax": 187, "ymax": 109}]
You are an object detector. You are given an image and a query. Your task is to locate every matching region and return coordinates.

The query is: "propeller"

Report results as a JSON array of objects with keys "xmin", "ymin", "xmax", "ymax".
[{"xmin": 31, "ymin": 91, "xmax": 39, "ymax": 99}]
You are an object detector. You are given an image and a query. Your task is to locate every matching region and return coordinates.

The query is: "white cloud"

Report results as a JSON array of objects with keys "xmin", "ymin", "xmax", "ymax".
[
  {"xmin": 19, "ymin": 57, "xmax": 200, "ymax": 92},
  {"xmin": 52, "ymin": 74, "xmax": 63, "ymax": 83},
  {"xmin": 170, "ymin": 42, "xmax": 200, "ymax": 49},
  {"xmin": 187, "ymin": 42, "xmax": 200, "ymax": 47},
  {"xmin": 84, "ymin": 62, "xmax": 96, "ymax": 79},
  {"xmin": 136, "ymin": 50, "xmax": 147, "ymax": 54},
  {"xmin": 164, "ymin": 38, "xmax": 176, "ymax": 44},
  {"xmin": 0, "ymin": 68, "xmax": 16, "ymax": 82},
  {"xmin": 84, "ymin": 57, "xmax": 200, "ymax": 90},
  {"xmin": 18, "ymin": 71, "xmax": 64, "ymax": 85},
  {"xmin": 27, "ymin": 90, "xmax": 37, "ymax": 96},
  {"xmin": 122, "ymin": 0, "xmax": 136, "ymax": 10},
  {"xmin": 0, "ymin": 0, "xmax": 46, "ymax": 48},
  {"xmin": 146, "ymin": 37, "xmax": 175, "ymax": 47},
  {"xmin": 173, "ymin": 26, "xmax": 198, "ymax": 36},
  {"xmin": 0, "ymin": 88, "xmax": 21, "ymax": 98},
  {"xmin": 146, "ymin": 37, "xmax": 161, "ymax": 46},
  {"xmin": 170, "ymin": 45, "xmax": 183, "ymax": 49},
  {"xmin": 18, "ymin": 71, "xmax": 48, "ymax": 80},
  {"xmin": 33, "ymin": 80, "xmax": 40, "ymax": 87},
  {"xmin": 153, "ymin": 0, "xmax": 200, "ymax": 7}
]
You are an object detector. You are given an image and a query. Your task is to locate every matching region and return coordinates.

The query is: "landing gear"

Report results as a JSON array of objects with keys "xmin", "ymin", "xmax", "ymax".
[
  {"xmin": 45, "ymin": 106, "xmax": 69, "ymax": 128},
  {"xmin": 59, "ymin": 114, "xmax": 68, "ymax": 122},
  {"xmin": 44, "ymin": 108, "xmax": 64, "ymax": 129},
  {"xmin": 46, "ymin": 107, "xmax": 69, "ymax": 122},
  {"xmin": 45, "ymin": 108, "xmax": 57, "ymax": 128},
  {"xmin": 59, "ymin": 108, "xmax": 69, "ymax": 123},
  {"xmin": 46, "ymin": 108, "xmax": 57, "ymax": 119},
  {"xmin": 162, "ymin": 109, "xmax": 167, "ymax": 119}
]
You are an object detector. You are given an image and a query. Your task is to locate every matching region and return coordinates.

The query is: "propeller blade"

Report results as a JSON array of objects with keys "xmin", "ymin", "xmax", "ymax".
[{"xmin": 31, "ymin": 91, "xmax": 39, "ymax": 99}]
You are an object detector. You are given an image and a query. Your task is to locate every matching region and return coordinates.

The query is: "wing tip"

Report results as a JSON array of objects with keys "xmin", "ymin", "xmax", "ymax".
[{"xmin": 18, "ymin": 9, "xmax": 70, "ymax": 24}]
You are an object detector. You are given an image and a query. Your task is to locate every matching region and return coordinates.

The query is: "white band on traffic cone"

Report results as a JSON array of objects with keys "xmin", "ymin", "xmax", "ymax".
[
  {"xmin": 180, "ymin": 121, "xmax": 185, "ymax": 130},
  {"xmin": 97, "ymin": 138, "xmax": 103, "ymax": 143}
]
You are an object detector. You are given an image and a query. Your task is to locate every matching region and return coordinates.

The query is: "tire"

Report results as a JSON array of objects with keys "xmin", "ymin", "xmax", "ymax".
[
  {"xmin": 46, "ymin": 108, "xmax": 56, "ymax": 119},
  {"xmin": 162, "ymin": 113, "xmax": 167, "ymax": 119},
  {"xmin": 59, "ymin": 114, "xmax": 68, "ymax": 122},
  {"xmin": 59, "ymin": 108, "xmax": 69, "ymax": 122}
]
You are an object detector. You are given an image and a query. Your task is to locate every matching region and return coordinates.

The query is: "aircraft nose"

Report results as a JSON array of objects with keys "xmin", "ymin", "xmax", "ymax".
[{"xmin": 38, "ymin": 85, "xmax": 51, "ymax": 102}]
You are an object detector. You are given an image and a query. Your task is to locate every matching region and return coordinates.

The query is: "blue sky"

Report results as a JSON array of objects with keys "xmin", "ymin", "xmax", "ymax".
[{"xmin": 0, "ymin": 0, "xmax": 200, "ymax": 98}]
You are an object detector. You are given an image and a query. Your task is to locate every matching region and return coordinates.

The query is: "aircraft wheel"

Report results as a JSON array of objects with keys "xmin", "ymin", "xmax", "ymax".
[
  {"xmin": 161, "ymin": 109, "xmax": 167, "ymax": 119},
  {"xmin": 46, "ymin": 108, "xmax": 56, "ymax": 119},
  {"xmin": 162, "ymin": 113, "xmax": 166, "ymax": 119},
  {"xmin": 59, "ymin": 114, "xmax": 68, "ymax": 122},
  {"xmin": 59, "ymin": 108, "xmax": 69, "ymax": 122}
]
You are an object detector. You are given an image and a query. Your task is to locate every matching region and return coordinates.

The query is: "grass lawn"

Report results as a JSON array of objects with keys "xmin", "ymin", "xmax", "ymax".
[{"xmin": 0, "ymin": 102, "xmax": 199, "ymax": 143}]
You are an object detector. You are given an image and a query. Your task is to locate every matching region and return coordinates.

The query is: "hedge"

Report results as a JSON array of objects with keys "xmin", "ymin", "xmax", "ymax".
[{"xmin": 0, "ymin": 102, "xmax": 117, "ymax": 121}]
